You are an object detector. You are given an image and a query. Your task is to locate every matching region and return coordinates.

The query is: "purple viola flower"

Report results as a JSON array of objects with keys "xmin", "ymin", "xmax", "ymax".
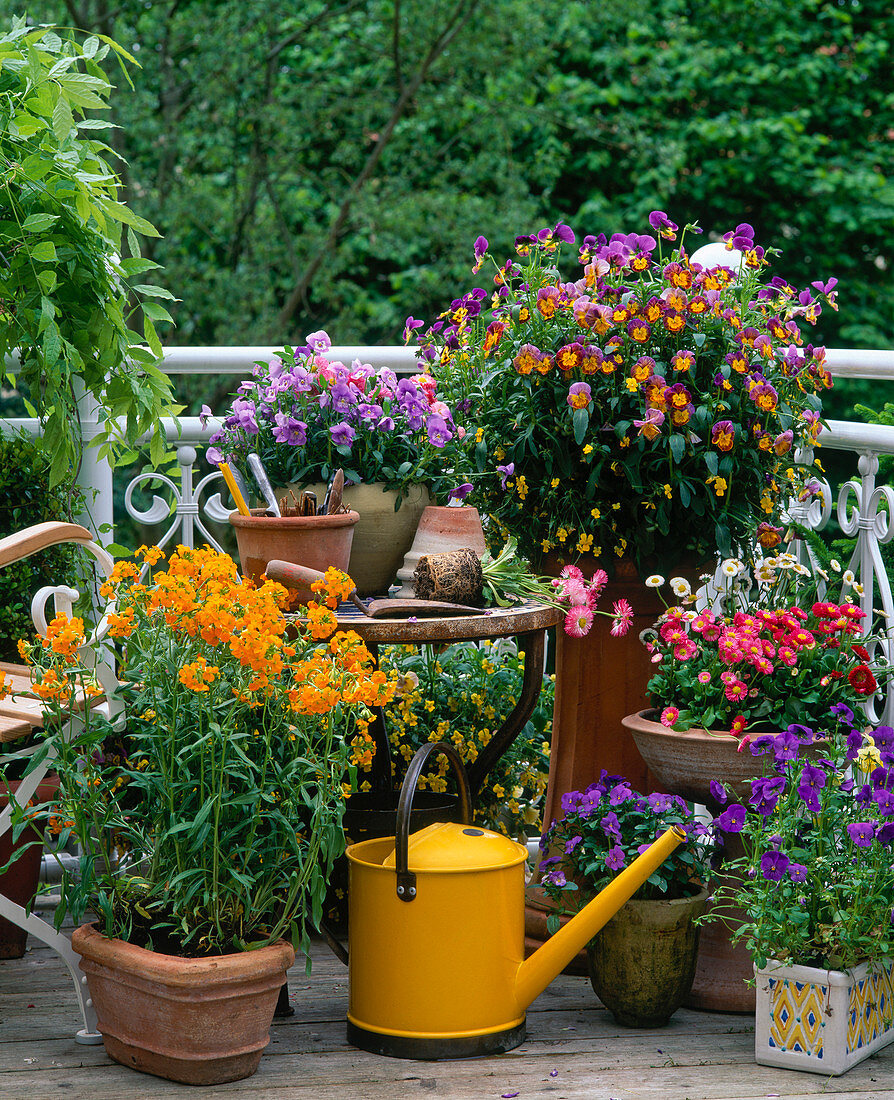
[
  {"xmin": 788, "ymin": 862, "xmax": 808, "ymax": 882},
  {"xmin": 773, "ymin": 730, "xmax": 803, "ymax": 761},
  {"xmin": 856, "ymin": 782, "xmax": 873, "ymax": 807},
  {"xmin": 609, "ymin": 782, "xmax": 633, "ymax": 807},
  {"xmin": 605, "ymin": 846, "xmax": 626, "ymax": 871},
  {"xmin": 710, "ymin": 780, "xmax": 728, "ymax": 806},
  {"xmin": 543, "ymin": 868, "xmax": 566, "ymax": 888},
  {"xmin": 722, "ymin": 223, "xmax": 755, "ymax": 252},
  {"xmin": 647, "ymin": 210, "xmax": 678, "ymax": 240},
  {"xmin": 561, "ymin": 790, "xmax": 583, "ymax": 815},
  {"xmin": 600, "ymin": 811, "xmax": 621, "ymax": 839},
  {"xmin": 497, "ymin": 463, "xmax": 515, "ymax": 489},
  {"xmin": 206, "ymin": 445, "xmax": 224, "ymax": 465},
  {"xmin": 199, "ymin": 404, "xmax": 214, "ymax": 428},
  {"xmin": 377, "ymin": 416, "xmax": 395, "ymax": 432},
  {"xmin": 647, "ymin": 793, "xmax": 675, "ymax": 813},
  {"xmin": 230, "ymin": 397, "xmax": 259, "ymax": 434},
  {"xmin": 716, "ymin": 804, "xmax": 747, "ymax": 833},
  {"xmin": 447, "ymin": 483, "xmax": 474, "ymax": 502},
  {"xmin": 305, "ymin": 330, "xmax": 331, "ymax": 354},
  {"xmin": 847, "ymin": 821, "xmax": 876, "ymax": 847},
  {"xmin": 472, "ymin": 235, "xmax": 489, "ymax": 273},
  {"xmin": 272, "ymin": 413, "xmax": 307, "ymax": 446},
  {"xmin": 760, "ymin": 851, "xmax": 790, "ymax": 881},
  {"xmin": 329, "ymin": 421, "xmax": 356, "ymax": 448},
  {"xmin": 749, "ymin": 776, "xmax": 786, "ymax": 816},
  {"xmin": 798, "ymin": 763, "xmax": 826, "ymax": 796},
  {"xmin": 426, "ymin": 415, "xmax": 454, "ymax": 447},
  {"xmin": 877, "ymin": 822, "xmax": 894, "ymax": 847},
  {"xmin": 748, "ymin": 734, "xmax": 778, "ymax": 757},
  {"xmin": 874, "ymin": 726, "xmax": 894, "ymax": 752},
  {"xmin": 846, "ymin": 729, "xmax": 863, "ymax": 762},
  {"xmin": 564, "ymin": 835, "xmax": 582, "ymax": 855},
  {"xmin": 873, "ymin": 787, "xmax": 894, "ymax": 816},
  {"xmin": 538, "ymin": 855, "xmax": 561, "ymax": 872},
  {"xmin": 403, "ymin": 316, "xmax": 424, "ymax": 343}
]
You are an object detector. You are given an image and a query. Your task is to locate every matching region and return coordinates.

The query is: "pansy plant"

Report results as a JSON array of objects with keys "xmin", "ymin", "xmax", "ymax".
[
  {"xmin": 539, "ymin": 771, "xmax": 711, "ymax": 929},
  {"xmin": 711, "ymin": 705, "xmax": 894, "ymax": 970}
]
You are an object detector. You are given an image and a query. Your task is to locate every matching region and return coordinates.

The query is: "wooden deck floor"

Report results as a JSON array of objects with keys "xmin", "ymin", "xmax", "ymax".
[{"xmin": 1, "ymin": 935, "xmax": 893, "ymax": 1100}]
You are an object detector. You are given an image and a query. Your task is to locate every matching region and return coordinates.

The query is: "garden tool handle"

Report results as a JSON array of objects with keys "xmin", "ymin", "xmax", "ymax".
[
  {"xmin": 264, "ymin": 560, "xmax": 366, "ymax": 613},
  {"xmin": 394, "ymin": 741, "xmax": 472, "ymax": 903}
]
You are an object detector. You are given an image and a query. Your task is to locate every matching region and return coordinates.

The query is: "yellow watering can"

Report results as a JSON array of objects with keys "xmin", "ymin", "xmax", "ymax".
[{"xmin": 346, "ymin": 741, "xmax": 685, "ymax": 1059}]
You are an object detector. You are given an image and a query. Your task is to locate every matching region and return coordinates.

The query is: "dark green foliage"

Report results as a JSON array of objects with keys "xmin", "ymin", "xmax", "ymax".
[
  {"xmin": 0, "ymin": 1, "xmax": 888, "ymax": 423},
  {"xmin": 0, "ymin": 432, "xmax": 82, "ymax": 661}
]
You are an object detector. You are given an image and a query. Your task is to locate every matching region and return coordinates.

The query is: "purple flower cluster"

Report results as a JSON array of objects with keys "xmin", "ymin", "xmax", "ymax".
[
  {"xmin": 206, "ymin": 332, "xmax": 463, "ymax": 495},
  {"xmin": 538, "ymin": 771, "xmax": 710, "ymax": 904}
]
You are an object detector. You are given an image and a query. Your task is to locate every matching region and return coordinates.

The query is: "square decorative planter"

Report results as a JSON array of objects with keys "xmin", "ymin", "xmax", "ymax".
[{"xmin": 755, "ymin": 958, "xmax": 894, "ymax": 1075}]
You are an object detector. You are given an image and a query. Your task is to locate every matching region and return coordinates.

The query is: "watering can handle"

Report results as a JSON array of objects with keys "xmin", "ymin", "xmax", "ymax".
[{"xmin": 394, "ymin": 741, "xmax": 472, "ymax": 903}]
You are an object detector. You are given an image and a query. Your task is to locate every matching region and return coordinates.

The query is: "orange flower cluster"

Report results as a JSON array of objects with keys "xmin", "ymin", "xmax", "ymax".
[
  {"xmin": 310, "ymin": 567, "xmax": 356, "ymax": 609},
  {"xmin": 43, "ymin": 613, "xmax": 85, "ymax": 657}
]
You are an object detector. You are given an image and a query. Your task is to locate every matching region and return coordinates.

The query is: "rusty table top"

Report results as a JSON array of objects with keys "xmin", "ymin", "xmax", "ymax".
[{"xmin": 288, "ymin": 599, "xmax": 562, "ymax": 644}]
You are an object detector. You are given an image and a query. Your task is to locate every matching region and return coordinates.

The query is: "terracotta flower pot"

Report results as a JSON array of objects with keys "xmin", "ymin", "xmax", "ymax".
[
  {"xmin": 283, "ymin": 482, "xmax": 433, "ymax": 596},
  {"xmin": 393, "ymin": 505, "xmax": 486, "ymax": 598},
  {"xmin": 229, "ymin": 508, "xmax": 359, "ymax": 608},
  {"xmin": 71, "ymin": 923, "xmax": 294, "ymax": 1085},
  {"xmin": 621, "ymin": 709, "xmax": 773, "ymax": 1014},
  {"xmin": 0, "ymin": 775, "xmax": 60, "ymax": 959},
  {"xmin": 586, "ymin": 886, "xmax": 709, "ymax": 1027}
]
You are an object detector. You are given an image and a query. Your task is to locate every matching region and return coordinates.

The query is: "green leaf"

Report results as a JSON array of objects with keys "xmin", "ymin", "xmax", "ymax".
[
  {"xmin": 669, "ymin": 434, "xmax": 686, "ymax": 463},
  {"xmin": 572, "ymin": 406, "xmax": 589, "ymax": 446},
  {"xmin": 30, "ymin": 241, "xmax": 57, "ymax": 263},
  {"xmin": 21, "ymin": 213, "xmax": 58, "ymax": 233},
  {"xmin": 101, "ymin": 200, "xmax": 161, "ymax": 237},
  {"xmin": 131, "ymin": 284, "xmax": 176, "ymax": 300},
  {"xmin": 52, "ymin": 90, "xmax": 73, "ymax": 142}
]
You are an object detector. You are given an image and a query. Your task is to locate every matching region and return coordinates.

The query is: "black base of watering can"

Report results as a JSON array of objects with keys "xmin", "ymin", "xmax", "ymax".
[{"xmin": 346, "ymin": 1019, "xmax": 527, "ymax": 1060}]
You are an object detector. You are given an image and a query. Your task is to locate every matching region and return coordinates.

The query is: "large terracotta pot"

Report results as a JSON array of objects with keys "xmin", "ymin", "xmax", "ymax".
[
  {"xmin": 71, "ymin": 923, "xmax": 294, "ymax": 1085},
  {"xmin": 0, "ymin": 775, "xmax": 60, "ymax": 958},
  {"xmin": 621, "ymin": 709, "xmax": 772, "ymax": 1014},
  {"xmin": 229, "ymin": 508, "xmax": 359, "ymax": 608},
  {"xmin": 285, "ymin": 482, "xmax": 433, "ymax": 596},
  {"xmin": 586, "ymin": 886, "xmax": 709, "ymax": 1027},
  {"xmin": 540, "ymin": 557, "xmax": 707, "ymax": 830}
]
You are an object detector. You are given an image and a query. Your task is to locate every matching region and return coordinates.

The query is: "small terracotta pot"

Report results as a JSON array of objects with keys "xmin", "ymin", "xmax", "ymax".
[
  {"xmin": 0, "ymin": 775, "xmax": 60, "ymax": 959},
  {"xmin": 71, "ymin": 923, "xmax": 294, "ymax": 1085},
  {"xmin": 394, "ymin": 505, "xmax": 486, "ymax": 597},
  {"xmin": 230, "ymin": 508, "xmax": 359, "ymax": 608}
]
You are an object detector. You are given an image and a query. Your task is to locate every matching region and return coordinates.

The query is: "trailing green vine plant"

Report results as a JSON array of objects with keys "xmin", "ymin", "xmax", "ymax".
[{"xmin": 0, "ymin": 16, "xmax": 178, "ymax": 486}]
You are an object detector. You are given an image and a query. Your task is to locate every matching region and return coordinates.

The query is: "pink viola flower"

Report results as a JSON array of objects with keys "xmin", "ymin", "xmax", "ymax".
[
  {"xmin": 567, "ymin": 382, "xmax": 592, "ymax": 409},
  {"xmin": 633, "ymin": 407, "xmax": 665, "ymax": 441},
  {"xmin": 660, "ymin": 706, "xmax": 680, "ymax": 728}
]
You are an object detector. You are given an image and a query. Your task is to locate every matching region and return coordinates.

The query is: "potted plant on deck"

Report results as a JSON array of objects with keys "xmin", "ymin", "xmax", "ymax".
[
  {"xmin": 539, "ymin": 772, "xmax": 711, "ymax": 1027},
  {"xmin": 413, "ymin": 214, "xmax": 837, "ymax": 807},
  {"xmin": 623, "ymin": 549, "xmax": 885, "ymax": 1011},
  {"xmin": 711, "ymin": 706, "xmax": 894, "ymax": 1075},
  {"xmin": 10, "ymin": 546, "xmax": 396, "ymax": 1085},
  {"xmin": 206, "ymin": 330, "xmax": 467, "ymax": 595}
]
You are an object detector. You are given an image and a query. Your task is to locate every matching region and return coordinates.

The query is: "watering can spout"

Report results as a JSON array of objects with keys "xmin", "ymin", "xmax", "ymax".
[{"xmin": 513, "ymin": 824, "xmax": 687, "ymax": 1012}]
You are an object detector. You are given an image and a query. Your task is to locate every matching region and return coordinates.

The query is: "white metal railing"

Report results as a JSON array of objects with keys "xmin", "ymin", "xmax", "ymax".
[{"xmin": 4, "ymin": 345, "xmax": 894, "ymax": 718}]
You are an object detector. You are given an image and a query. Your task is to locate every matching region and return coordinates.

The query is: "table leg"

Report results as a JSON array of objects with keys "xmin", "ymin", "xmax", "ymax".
[
  {"xmin": 465, "ymin": 629, "xmax": 547, "ymax": 798},
  {"xmin": 364, "ymin": 643, "xmax": 394, "ymax": 796}
]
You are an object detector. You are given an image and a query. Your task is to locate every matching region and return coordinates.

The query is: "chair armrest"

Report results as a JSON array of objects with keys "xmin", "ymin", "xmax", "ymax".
[{"xmin": 0, "ymin": 522, "xmax": 96, "ymax": 569}]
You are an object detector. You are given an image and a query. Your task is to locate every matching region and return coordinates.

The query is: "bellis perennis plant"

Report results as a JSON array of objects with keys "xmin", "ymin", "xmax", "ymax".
[
  {"xmin": 711, "ymin": 704, "xmax": 894, "ymax": 970},
  {"xmin": 539, "ymin": 772, "xmax": 711, "ymax": 923},
  {"xmin": 478, "ymin": 540, "xmax": 633, "ymax": 639},
  {"xmin": 414, "ymin": 215, "xmax": 834, "ymax": 573},
  {"xmin": 206, "ymin": 330, "xmax": 463, "ymax": 503},
  {"xmin": 643, "ymin": 550, "xmax": 882, "ymax": 740}
]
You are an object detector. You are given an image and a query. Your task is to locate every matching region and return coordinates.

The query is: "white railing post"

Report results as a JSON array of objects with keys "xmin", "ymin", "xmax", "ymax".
[{"xmin": 72, "ymin": 377, "xmax": 113, "ymax": 544}]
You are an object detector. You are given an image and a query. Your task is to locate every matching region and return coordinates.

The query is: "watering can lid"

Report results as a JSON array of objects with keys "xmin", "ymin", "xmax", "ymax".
[{"xmin": 382, "ymin": 822, "xmax": 527, "ymax": 872}]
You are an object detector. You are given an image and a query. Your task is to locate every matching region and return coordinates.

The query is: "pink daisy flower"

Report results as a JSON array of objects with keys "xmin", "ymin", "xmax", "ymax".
[
  {"xmin": 660, "ymin": 706, "xmax": 680, "ymax": 728},
  {"xmin": 565, "ymin": 604, "xmax": 593, "ymax": 638},
  {"xmin": 610, "ymin": 598, "xmax": 633, "ymax": 637},
  {"xmin": 589, "ymin": 569, "xmax": 608, "ymax": 600}
]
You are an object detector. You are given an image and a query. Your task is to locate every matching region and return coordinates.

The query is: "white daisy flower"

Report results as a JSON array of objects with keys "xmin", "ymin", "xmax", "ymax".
[
  {"xmin": 843, "ymin": 570, "xmax": 856, "ymax": 586},
  {"xmin": 721, "ymin": 559, "xmax": 742, "ymax": 577},
  {"xmin": 830, "ymin": 559, "xmax": 841, "ymax": 572},
  {"xmin": 645, "ymin": 575, "xmax": 665, "ymax": 588},
  {"xmin": 670, "ymin": 577, "xmax": 691, "ymax": 597}
]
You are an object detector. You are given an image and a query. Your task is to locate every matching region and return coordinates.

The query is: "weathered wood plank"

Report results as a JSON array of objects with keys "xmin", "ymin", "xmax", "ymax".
[{"xmin": 1, "ymin": 938, "xmax": 893, "ymax": 1100}]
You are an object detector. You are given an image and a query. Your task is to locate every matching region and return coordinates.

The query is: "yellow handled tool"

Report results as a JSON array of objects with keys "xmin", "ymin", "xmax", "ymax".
[{"xmin": 219, "ymin": 462, "xmax": 250, "ymax": 516}]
